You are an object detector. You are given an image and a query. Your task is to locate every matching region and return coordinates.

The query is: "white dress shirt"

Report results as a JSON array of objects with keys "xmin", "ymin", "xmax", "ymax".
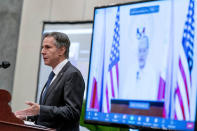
[{"xmin": 51, "ymin": 59, "xmax": 68, "ymax": 84}]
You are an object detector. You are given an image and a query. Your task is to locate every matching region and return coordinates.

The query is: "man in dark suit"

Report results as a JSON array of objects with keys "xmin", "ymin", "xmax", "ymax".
[{"xmin": 15, "ymin": 32, "xmax": 85, "ymax": 131}]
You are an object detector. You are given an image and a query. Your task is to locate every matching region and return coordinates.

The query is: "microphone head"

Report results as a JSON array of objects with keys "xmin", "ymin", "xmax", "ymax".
[{"xmin": 2, "ymin": 61, "xmax": 10, "ymax": 69}]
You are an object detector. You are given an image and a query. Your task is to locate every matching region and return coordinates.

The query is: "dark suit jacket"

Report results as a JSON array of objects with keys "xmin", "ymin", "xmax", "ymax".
[{"xmin": 28, "ymin": 61, "xmax": 85, "ymax": 131}]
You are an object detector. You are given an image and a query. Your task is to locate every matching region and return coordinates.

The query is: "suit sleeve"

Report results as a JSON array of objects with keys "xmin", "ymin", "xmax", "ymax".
[{"xmin": 39, "ymin": 71, "xmax": 85, "ymax": 123}]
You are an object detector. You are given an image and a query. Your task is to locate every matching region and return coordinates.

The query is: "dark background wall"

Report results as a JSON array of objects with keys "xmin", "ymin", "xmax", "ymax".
[{"xmin": 0, "ymin": 0, "xmax": 23, "ymax": 93}]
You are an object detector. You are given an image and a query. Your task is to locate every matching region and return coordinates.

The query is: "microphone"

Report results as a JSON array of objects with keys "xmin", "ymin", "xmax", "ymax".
[{"xmin": 0, "ymin": 61, "xmax": 10, "ymax": 69}]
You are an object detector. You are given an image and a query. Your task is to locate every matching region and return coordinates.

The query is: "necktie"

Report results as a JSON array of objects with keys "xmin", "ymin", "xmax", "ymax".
[{"xmin": 42, "ymin": 71, "xmax": 55, "ymax": 103}]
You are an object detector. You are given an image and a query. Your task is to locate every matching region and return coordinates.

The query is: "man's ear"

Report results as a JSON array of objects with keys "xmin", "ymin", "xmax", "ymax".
[{"xmin": 58, "ymin": 47, "xmax": 66, "ymax": 56}]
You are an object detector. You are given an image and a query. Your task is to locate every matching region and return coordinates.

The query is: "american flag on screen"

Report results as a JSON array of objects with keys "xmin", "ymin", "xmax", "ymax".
[
  {"xmin": 174, "ymin": 0, "xmax": 195, "ymax": 120},
  {"xmin": 103, "ymin": 7, "xmax": 120, "ymax": 113}
]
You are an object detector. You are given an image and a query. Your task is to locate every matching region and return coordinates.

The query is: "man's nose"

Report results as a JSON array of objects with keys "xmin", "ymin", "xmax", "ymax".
[{"xmin": 41, "ymin": 48, "xmax": 45, "ymax": 54}]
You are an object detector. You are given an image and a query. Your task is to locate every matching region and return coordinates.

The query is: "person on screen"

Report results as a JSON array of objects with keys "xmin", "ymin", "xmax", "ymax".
[
  {"xmin": 131, "ymin": 28, "xmax": 159, "ymax": 100},
  {"xmin": 15, "ymin": 32, "xmax": 85, "ymax": 131},
  {"xmin": 136, "ymin": 28, "xmax": 149, "ymax": 80}
]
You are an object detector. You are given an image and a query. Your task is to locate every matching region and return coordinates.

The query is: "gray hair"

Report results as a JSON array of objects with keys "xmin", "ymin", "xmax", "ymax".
[{"xmin": 42, "ymin": 32, "xmax": 70, "ymax": 58}]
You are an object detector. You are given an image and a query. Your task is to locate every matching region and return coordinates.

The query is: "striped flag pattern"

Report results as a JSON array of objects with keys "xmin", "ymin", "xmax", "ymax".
[
  {"xmin": 174, "ymin": 0, "xmax": 195, "ymax": 121},
  {"xmin": 103, "ymin": 7, "xmax": 120, "ymax": 113}
]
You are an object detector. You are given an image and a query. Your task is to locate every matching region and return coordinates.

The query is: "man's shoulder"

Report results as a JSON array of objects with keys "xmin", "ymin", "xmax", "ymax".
[
  {"xmin": 61, "ymin": 62, "xmax": 85, "ymax": 85},
  {"xmin": 62, "ymin": 61, "xmax": 82, "ymax": 75}
]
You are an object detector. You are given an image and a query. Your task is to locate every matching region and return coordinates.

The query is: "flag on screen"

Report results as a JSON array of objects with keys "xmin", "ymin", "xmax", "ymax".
[
  {"xmin": 157, "ymin": 71, "xmax": 167, "ymax": 118},
  {"xmin": 174, "ymin": 0, "xmax": 195, "ymax": 121},
  {"xmin": 157, "ymin": 73, "xmax": 166, "ymax": 100},
  {"xmin": 88, "ymin": 10, "xmax": 107, "ymax": 112},
  {"xmin": 89, "ymin": 77, "xmax": 99, "ymax": 110},
  {"xmin": 103, "ymin": 7, "xmax": 120, "ymax": 113}
]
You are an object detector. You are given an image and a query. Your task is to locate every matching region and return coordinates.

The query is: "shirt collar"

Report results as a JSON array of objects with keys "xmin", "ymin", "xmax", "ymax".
[{"xmin": 53, "ymin": 59, "xmax": 68, "ymax": 76}]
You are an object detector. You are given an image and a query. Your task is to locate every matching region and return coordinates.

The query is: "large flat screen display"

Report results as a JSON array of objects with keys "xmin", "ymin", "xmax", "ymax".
[{"xmin": 85, "ymin": 0, "xmax": 197, "ymax": 130}]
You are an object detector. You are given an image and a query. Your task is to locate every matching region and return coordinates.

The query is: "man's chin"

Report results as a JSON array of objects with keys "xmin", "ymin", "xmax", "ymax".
[{"xmin": 43, "ymin": 62, "xmax": 50, "ymax": 66}]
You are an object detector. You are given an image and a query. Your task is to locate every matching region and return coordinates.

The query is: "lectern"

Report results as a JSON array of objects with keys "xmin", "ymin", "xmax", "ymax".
[{"xmin": 0, "ymin": 89, "xmax": 55, "ymax": 131}]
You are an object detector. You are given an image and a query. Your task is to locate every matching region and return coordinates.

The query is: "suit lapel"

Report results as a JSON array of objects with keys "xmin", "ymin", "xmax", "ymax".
[{"xmin": 42, "ymin": 61, "xmax": 71, "ymax": 104}]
